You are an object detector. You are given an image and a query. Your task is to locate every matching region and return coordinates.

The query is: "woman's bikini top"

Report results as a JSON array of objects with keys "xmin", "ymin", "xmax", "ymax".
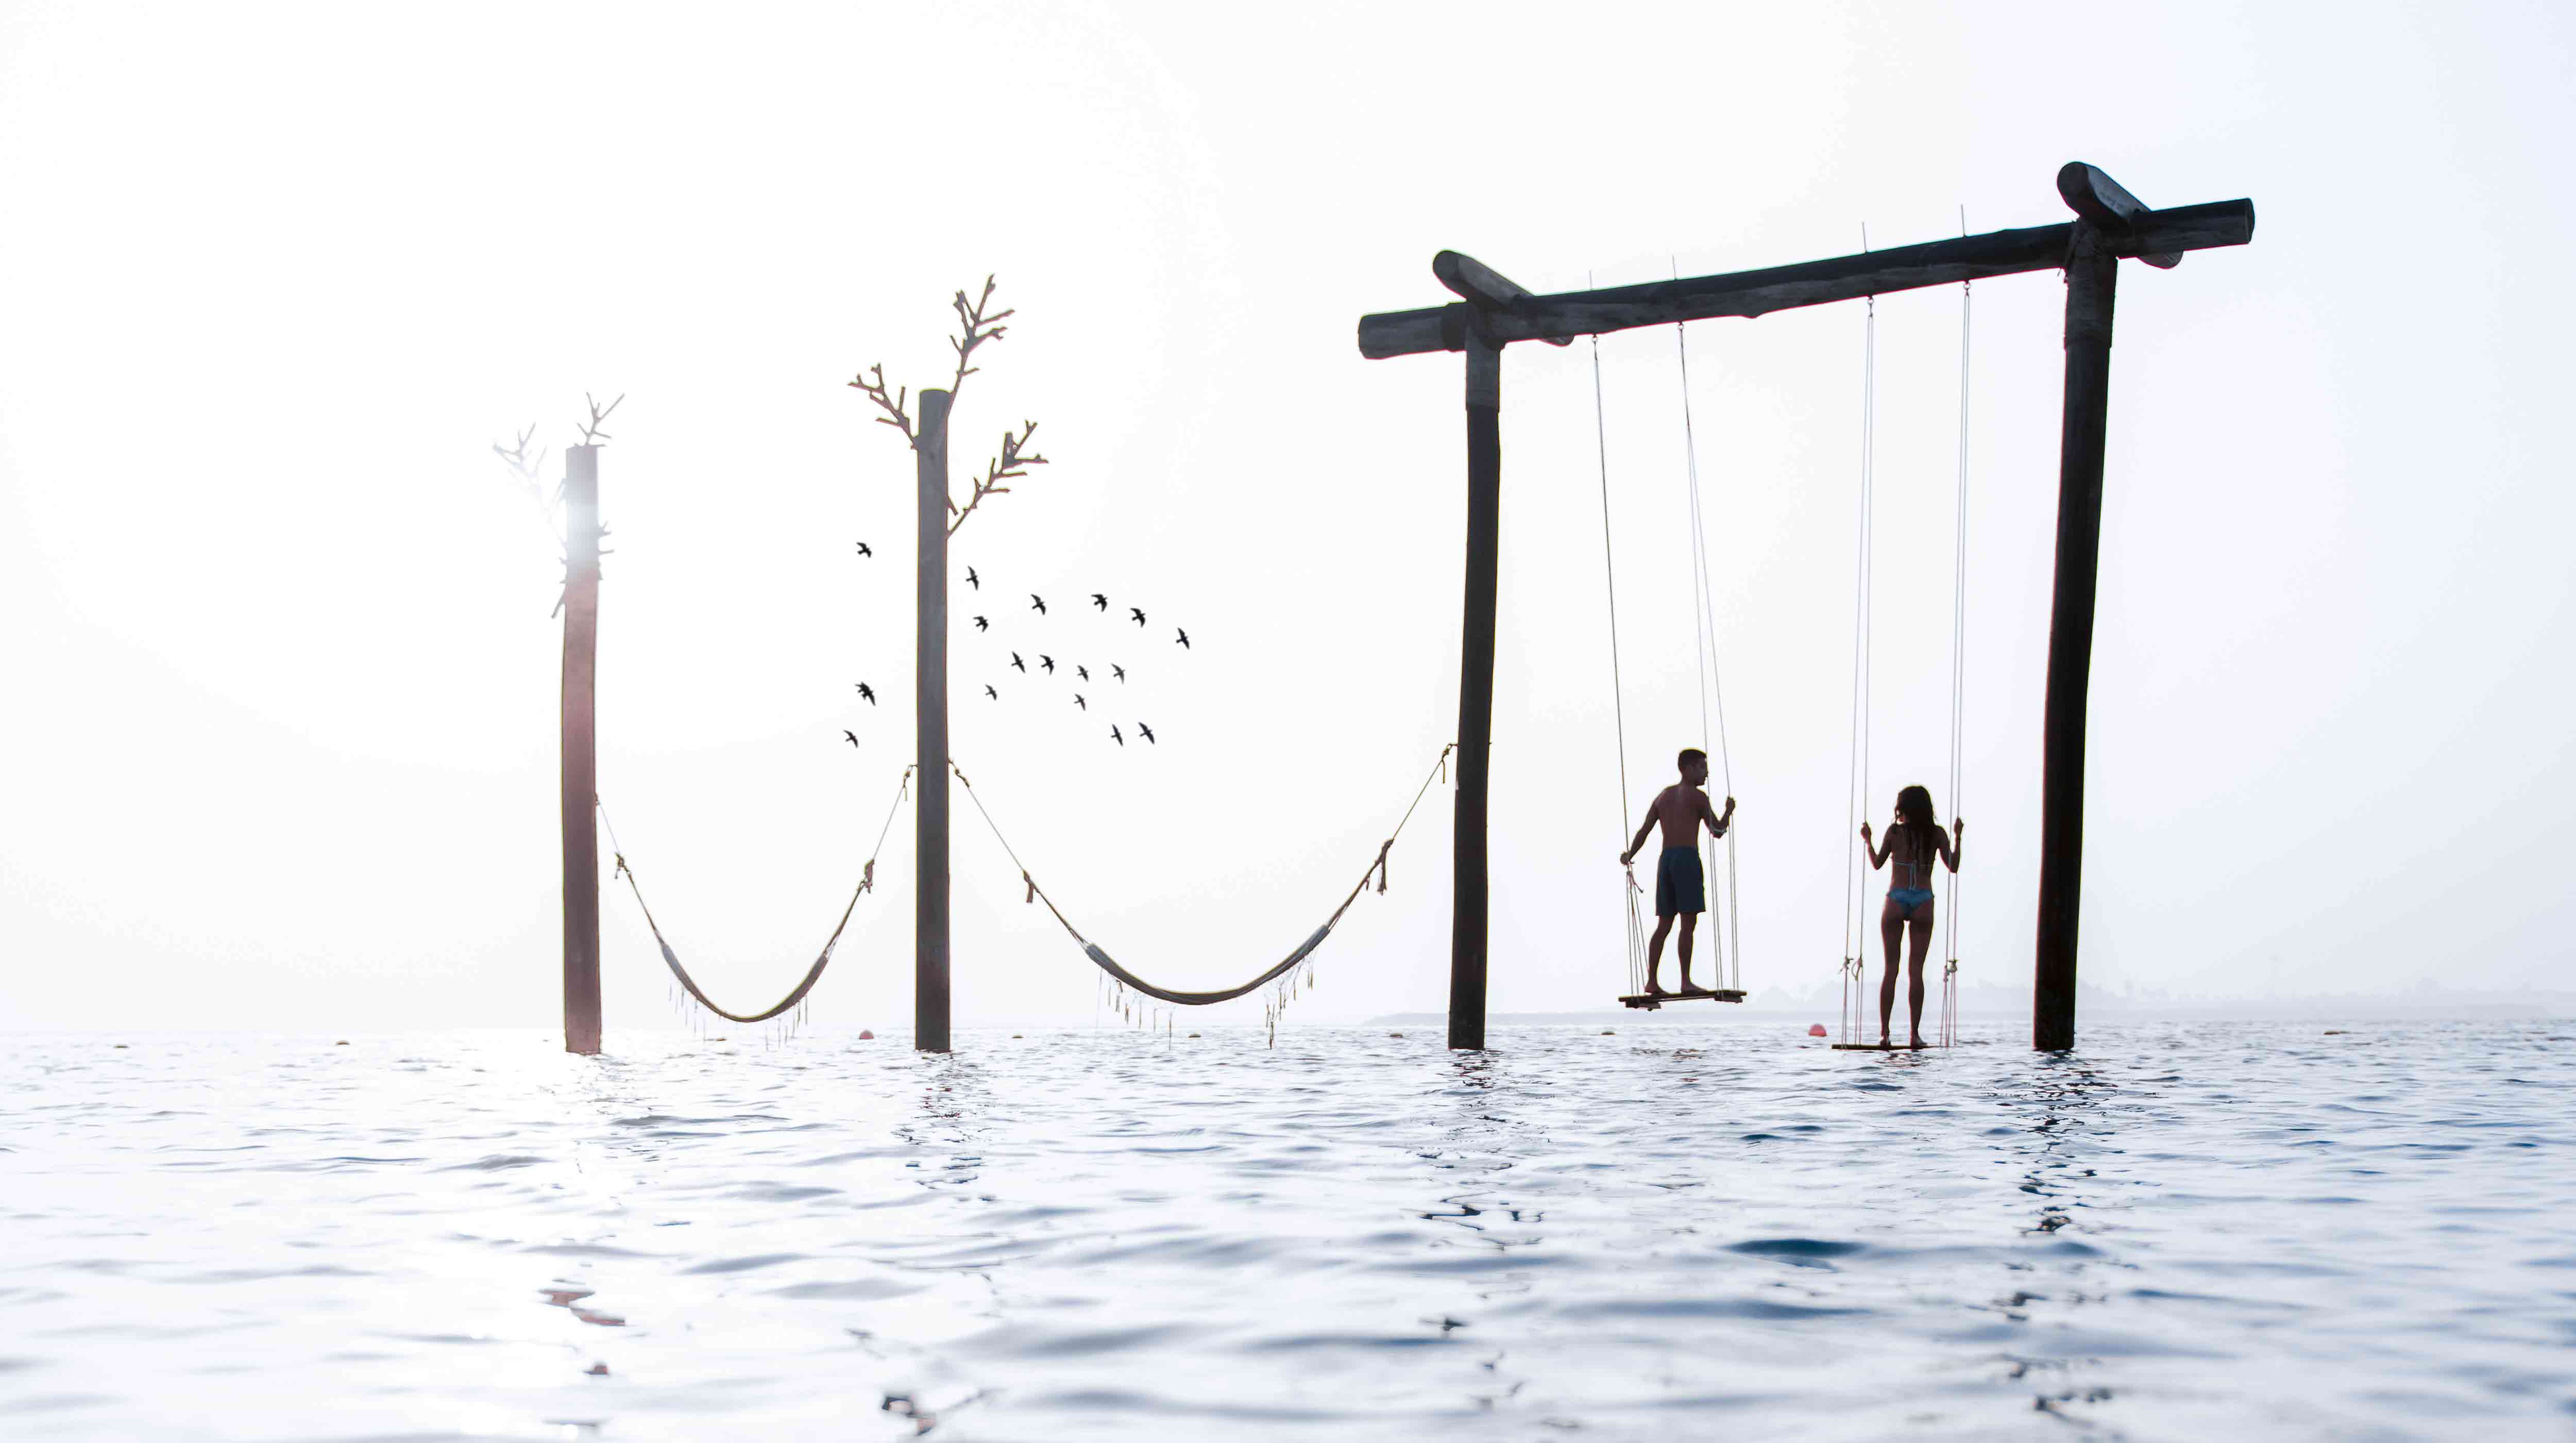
[{"xmin": 1888, "ymin": 827, "xmax": 1940, "ymax": 888}]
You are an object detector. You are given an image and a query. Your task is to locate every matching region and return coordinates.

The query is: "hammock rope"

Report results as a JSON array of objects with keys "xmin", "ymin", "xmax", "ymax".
[
  {"xmin": 601, "ymin": 762, "xmax": 914, "ymax": 1025},
  {"xmin": 950, "ymin": 746, "xmax": 1455, "ymax": 1018}
]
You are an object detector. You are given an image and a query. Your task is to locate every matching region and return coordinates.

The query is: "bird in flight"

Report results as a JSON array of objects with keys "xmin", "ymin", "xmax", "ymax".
[
  {"xmin": 842, "ymin": 729, "xmax": 860, "ymax": 747},
  {"xmin": 1075, "ymin": 665, "xmax": 1090, "ymax": 682},
  {"xmin": 1112, "ymin": 664, "xmax": 1127, "ymax": 683},
  {"xmin": 1030, "ymin": 594, "xmax": 1047, "ymax": 615},
  {"xmin": 1091, "ymin": 593, "xmax": 1108, "ymax": 611},
  {"xmin": 1010, "ymin": 652, "xmax": 1027, "ymax": 673},
  {"xmin": 1128, "ymin": 607, "xmax": 1147, "ymax": 627},
  {"xmin": 1138, "ymin": 722, "xmax": 1157, "ymax": 744},
  {"xmin": 854, "ymin": 682, "xmax": 876, "ymax": 704},
  {"xmin": 985, "ymin": 684, "xmax": 999, "ymax": 700},
  {"xmin": 1110, "ymin": 724, "xmax": 1124, "ymax": 746},
  {"xmin": 855, "ymin": 542, "xmax": 872, "ymax": 558},
  {"xmin": 973, "ymin": 615, "xmax": 989, "ymax": 632},
  {"xmin": 1175, "ymin": 628, "xmax": 1191, "ymax": 650},
  {"xmin": 1040, "ymin": 655, "xmax": 1056, "ymax": 675},
  {"xmin": 1073, "ymin": 693, "xmax": 1087, "ymax": 711},
  {"xmin": 965, "ymin": 567, "xmax": 980, "ymax": 590}
]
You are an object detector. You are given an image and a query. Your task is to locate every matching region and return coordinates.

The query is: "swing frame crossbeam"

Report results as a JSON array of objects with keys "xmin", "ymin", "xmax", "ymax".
[
  {"xmin": 1355, "ymin": 162, "xmax": 2254, "ymax": 1053},
  {"xmin": 1359, "ymin": 193, "xmax": 2247, "ymax": 359}
]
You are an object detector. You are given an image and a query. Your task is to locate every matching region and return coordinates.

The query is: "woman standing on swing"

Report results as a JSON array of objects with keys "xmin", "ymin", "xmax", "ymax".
[{"xmin": 1859, "ymin": 785, "xmax": 1962, "ymax": 1048}]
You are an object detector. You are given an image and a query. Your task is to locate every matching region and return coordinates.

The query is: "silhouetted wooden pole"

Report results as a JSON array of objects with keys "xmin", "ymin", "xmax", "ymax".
[
  {"xmin": 2033, "ymin": 225, "xmax": 2116, "ymax": 1052},
  {"xmin": 915, "ymin": 390, "xmax": 953, "ymax": 1054},
  {"xmin": 560, "ymin": 444, "xmax": 602, "ymax": 1055},
  {"xmin": 1450, "ymin": 330, "xmax": 1500, "ymax": 1051}
]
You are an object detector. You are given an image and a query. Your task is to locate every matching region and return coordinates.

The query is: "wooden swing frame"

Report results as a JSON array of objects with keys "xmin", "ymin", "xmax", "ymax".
[{"xmin": 1354, "ymin": 163, "xmax": 2255, "ymax": 1052}]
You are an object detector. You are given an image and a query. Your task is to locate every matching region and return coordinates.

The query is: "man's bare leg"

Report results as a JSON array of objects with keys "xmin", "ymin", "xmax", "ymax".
[
  {"xmin": 1677, "ymin": 913, "xmax": 1701, "ymax": 992},
  {"xmin": 1645, "ymin": 915, "xmax": 1675, "ymax": 994}
]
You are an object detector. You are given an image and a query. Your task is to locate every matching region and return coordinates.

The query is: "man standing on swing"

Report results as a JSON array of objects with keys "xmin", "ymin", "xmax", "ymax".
[{"xmin": 1620, "ymin": 748, "xmax": 1737, "ymax": 996}]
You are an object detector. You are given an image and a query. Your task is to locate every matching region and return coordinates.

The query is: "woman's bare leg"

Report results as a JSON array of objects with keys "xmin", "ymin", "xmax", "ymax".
[
  {"xmin": 1905, "ymin": 902, "xmax": 1936, "ymax": 1046},
  {"xmin": 1877, "ymin": 900, "xmax": 1904, "ymax": 1044}
]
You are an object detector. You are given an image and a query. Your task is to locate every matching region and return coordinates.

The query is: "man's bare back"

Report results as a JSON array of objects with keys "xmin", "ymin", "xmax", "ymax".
[
  {"xmin": 1644, "ymin": 782, "xmax": 1724, "ymax": 851},
  {"xmin": 1620, "ymin": 753, "xmax": 1737, "ymax": 870}
]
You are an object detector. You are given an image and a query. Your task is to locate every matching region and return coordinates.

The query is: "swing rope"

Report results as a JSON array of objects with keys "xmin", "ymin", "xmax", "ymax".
[
  {"xmin": 949, "ymin": 746, "xmax": 1454, "ymax": 1018},
  {"xmin": 1940, "ymin": 244, "xmax": 1975, "ymax": 1048},
  {"xmin": 601, "ymin": 763, "xmax": 914, "ymax": 1026},
  {"xmin": 1673, "ymin": 304, "xmax": 1740, "ymax": 994},
  {"xmin": 1838, "ymin": 254, "xmax": 1880, "ymax": 1045},
  {"xmin": 1588, "ymin": 318, "xmax": 1649, "ymax": 1000}
]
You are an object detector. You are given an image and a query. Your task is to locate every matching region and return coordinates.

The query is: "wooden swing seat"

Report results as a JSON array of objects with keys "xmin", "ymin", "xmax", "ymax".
[
  {"xmin": 1619, "ymin": 988, "xmax": 1745, "ymax": 1011},
  {"xmin": 1829, "ymin": 1040, "xmax": 1929, "ymax": 1051}
]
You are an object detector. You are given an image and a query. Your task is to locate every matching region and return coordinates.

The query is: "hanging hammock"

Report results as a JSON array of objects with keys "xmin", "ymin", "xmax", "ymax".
[
  {"xmin": 951, "ymin": 747, "xmax": 1452, "ymax": 1046},
  {"xmin": 602, "ymin": 763, "xmax": 913, "ymax": 1026}
]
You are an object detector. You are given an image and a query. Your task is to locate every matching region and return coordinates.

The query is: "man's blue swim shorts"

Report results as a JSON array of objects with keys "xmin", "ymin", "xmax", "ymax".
[{"xmin": 1655, "ymin": 844, "xmax": 1705, "ymax": 917}]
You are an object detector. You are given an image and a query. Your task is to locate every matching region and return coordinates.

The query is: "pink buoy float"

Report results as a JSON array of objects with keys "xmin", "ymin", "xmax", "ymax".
[{"xmin": 1807, "ymin": 1023, "xmax": 1828, "ymax": 1037}]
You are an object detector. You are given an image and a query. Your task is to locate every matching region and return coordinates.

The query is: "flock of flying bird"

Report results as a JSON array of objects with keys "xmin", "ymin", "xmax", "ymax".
[{"xmin": 841, "ymin": 550, "xmax": 1191, "ymax": 750}]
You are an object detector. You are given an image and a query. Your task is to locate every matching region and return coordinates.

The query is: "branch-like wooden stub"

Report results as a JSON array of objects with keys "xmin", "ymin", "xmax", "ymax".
[
  {"xmin": 947, "ymin": 276, "xmax": 1015, "ymax": 400},
  {"xmin": 848, "ymin": 362, "xmax": 917, "ymax": 444},
  {"xmin": 949, "ymin": 420, "xmax": 1046, "ymax": 536},
  {"xmin": 1434, "ymin": 251, "xmax": 1529, "ymax": 308},
  {"xmin": 575, "ymin": 392, "xmax": 625, "ymax": 446},
  {"xmin": 1357, "ymin": 198, "xmax": 2253, "ymax": 359},
  {"xmin": 490, "ymin": 422, "xmax": 570, "ymax": 551},
  {"xmin": 1431, "ymin": 251, "xmax": 1575, "ymax": 348},
  {"xmin": 2058, "ymin": 162, "xmax": 2180, "ymax": 269},
  {"xmin": 490, "ymin": 423, "xmax": 548, "ymax": 490},
  {"xmin": 857, "ymin": 277, "xmax": 1045, "ymax": 534}
]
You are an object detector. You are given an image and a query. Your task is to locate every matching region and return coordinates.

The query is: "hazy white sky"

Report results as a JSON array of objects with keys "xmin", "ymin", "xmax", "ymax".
[{"xmin": 3, "ymin": 2, "xmax": 2569, "ymax": 1035}]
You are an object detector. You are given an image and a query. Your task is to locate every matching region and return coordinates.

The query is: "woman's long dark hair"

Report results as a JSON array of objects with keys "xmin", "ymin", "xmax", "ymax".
[{"xmin": 1894, "ymin": 784, "xmax": 1939, "ymax": 864}]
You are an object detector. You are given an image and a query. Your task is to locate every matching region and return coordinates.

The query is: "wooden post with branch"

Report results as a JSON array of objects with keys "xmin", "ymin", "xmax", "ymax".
[
  {"xmin": 559, "ymin": 440, "xmax": 603, "ymax": 1055},
  {"xmin": 850, "ymin": 277, "xmax": 1047, "ymax": 1053},
  {"xmin": 492, "ymin": 392, "xmax": 621, "ymax": 1055}
]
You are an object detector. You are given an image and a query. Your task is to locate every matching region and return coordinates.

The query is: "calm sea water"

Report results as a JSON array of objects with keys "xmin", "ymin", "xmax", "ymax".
[{"xmin": 4, "ymin": 1020, "xmax": 2571, "ymax": 1440}]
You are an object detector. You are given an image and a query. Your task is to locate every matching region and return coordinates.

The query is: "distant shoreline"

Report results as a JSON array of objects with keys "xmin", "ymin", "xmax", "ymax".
[{"xmin": 1366, "ymin": 998, "xmax": 2576, "ymax": 1026}]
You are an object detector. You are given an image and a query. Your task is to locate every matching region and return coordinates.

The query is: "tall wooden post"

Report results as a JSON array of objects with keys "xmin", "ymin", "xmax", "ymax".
[
  {"xmin": 1450, "ymin": 330, "xmax": 1501, "ymax": 1051},
  {"xmin": 2033, "ymin": 226, "xmax": 2117, "ymax": 1052},
  {"xmin": 914, "ymin": 390, "xmax": 953, "ymax": 1053},
  {"xmin": 560, "ymin": 444, "xmax": 603, "ymax": 1055}
]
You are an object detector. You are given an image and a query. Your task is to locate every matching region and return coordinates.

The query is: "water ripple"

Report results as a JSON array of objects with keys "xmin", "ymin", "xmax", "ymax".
[{"xmin": 3, "ymin": 1019, "xmax": 2571, "ymax": 1438}]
